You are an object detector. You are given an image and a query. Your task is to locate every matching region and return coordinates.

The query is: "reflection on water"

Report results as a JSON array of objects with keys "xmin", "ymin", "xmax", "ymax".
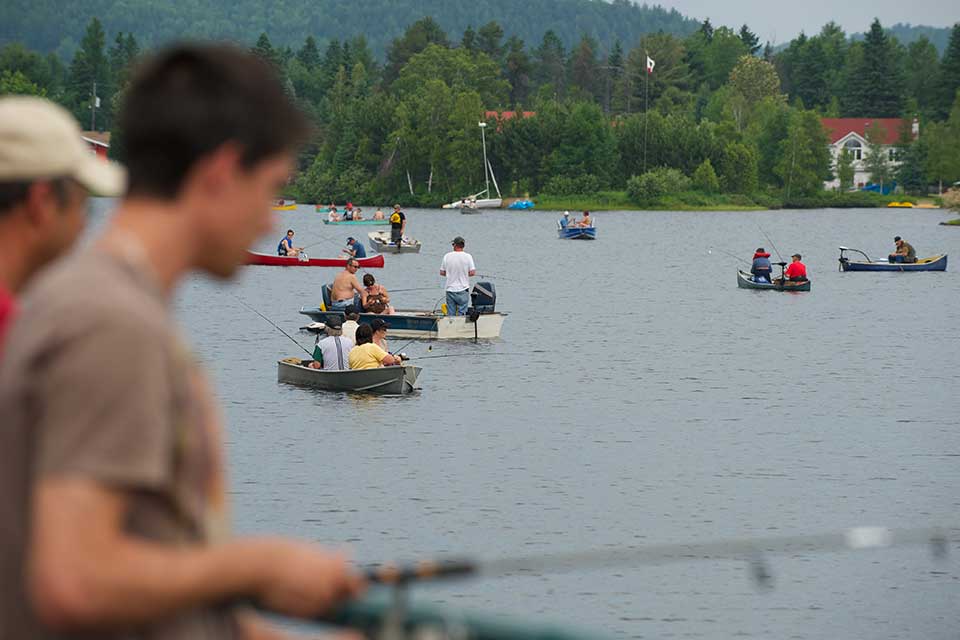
[{"xmin": 94, "ymin": 200, "xmax": 960, "ymax": 638}]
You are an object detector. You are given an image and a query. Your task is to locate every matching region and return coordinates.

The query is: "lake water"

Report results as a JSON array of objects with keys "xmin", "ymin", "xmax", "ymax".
[{"xmin": 95, "ymin": 201, "xmax": 960, "ymax": 638}]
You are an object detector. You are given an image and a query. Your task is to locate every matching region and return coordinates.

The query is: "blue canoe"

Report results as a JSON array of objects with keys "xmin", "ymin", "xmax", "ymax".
[
  {"xmin": 838, "ymin": 247, "xmax": 947, "ymax": 272},
  {"xmin": 557, "ymin": 221, "xmax": 596, "ymax": 240}
]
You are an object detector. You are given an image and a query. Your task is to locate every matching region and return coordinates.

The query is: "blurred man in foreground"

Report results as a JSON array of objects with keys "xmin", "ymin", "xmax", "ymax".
[
  {"xmin": 0, "ymin": 97, "xmax": 125, "ymax": 351},
  {"xmin": 0, "ymin": 45, "xmax": 363, "ymax": 639}
]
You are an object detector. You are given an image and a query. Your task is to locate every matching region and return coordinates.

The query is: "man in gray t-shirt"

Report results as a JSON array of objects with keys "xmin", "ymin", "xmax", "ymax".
[{"xmin": 312, "ymin": 315, "xmax": 354, "ymax": 370}]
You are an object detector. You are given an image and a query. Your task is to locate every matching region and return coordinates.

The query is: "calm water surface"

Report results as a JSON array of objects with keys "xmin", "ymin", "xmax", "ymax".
[{"xmin": 95, "ymin": 201, "xmax": 960, "ymax": 638}]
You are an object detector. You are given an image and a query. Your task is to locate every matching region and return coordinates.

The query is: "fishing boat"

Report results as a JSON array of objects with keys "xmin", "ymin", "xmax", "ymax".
[
  {"xmin": 246, "ymin": 251, "xmax": 384, "ymax": 268},
  {"xmin": 557, "ymin": 220, "xmax": 596, "ymax": 240},
  {"xmin": 322, "ymin": 218, "xmax": 388, "ymax": 225},
  {"xmin": 441, "ymin": 121, "xmax": 503, "ymax": 209},
  {"xmin": 278, "ymin": 358, "xmax": 421, "ymax": 394},
  {"xmin": 368, "ymin": 230, "xmax": 421, "ymax": 254},
  {"xmin": 737, "ymin": 270, "xmax": 811, "ymax": 291},
  {"xmin": 272, "ymin": 198, "xmax": 297, "ymax": 211},
  {"xmin": 838, "ymin": 247, "xmax": 947, "ymax": 272},
  {"xmin": 460, "ymin": 201, "xmax": 481, "ymax": 214}
]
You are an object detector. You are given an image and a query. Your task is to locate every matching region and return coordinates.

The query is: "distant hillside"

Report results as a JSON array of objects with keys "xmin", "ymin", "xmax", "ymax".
[
  {"xmin": 852, "ymin": 23, "xmax": 953, "ymax": 53},
  {"xmin": 0, "ymin": 0, "xmax": 700, "ymax": 58}
]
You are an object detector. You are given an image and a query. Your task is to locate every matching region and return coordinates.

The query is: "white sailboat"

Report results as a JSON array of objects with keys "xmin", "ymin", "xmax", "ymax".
[{"xmin": 442, "ymin": 121, "xmax": 502, "ymax": 209}]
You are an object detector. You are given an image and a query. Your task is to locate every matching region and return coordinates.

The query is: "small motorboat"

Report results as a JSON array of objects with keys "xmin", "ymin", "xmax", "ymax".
[
  {"xmin": 557, "ymin": 220, "xmax": 596, "ymax": 240},
  {"xmin": 246, "ymin": 251, "xmax": 384, "ymax": 268},
  {"xmin": 278, "ymin": 358, "xmax": 421, "ymax": 394},
  {"xmin": 737, "ymin": 270, "xmax": 811, "ymax": 291},
  {"xmin": 838, "ymin": 247, "xmax": 947, "ymax": 272},
  {"xmin": 272, "ymin": 198, "xmax": 297, "ymax": 211},
  {"xmin": 368, "ymin": 230, "xmax": 421, "ymax": 254},
  {"xmin": 460, "ymin": 202, "xmax": 481, "ymax": 214}
]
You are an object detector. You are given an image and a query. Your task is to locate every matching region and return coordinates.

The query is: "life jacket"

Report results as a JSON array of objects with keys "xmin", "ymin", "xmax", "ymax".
[
  {"xmin": 751, "ymin": 252, "xmax": 772, "ymax": 273},
  {"xmin": 390, "ymin": 212, "xmax": 402, "ymax": 225}
]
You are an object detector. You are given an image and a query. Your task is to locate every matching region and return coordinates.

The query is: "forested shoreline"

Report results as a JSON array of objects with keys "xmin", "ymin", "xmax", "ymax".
[{"xmin": 2, "ymin": 14, "xmax": 959, "ymax": 209}]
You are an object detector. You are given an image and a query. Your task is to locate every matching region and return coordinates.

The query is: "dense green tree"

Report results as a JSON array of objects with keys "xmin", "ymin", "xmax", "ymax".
[
  {"xmin": 738, "ymin": 25, "xmax": 760, "ymax": 55},
  {"xmin": 67, "ymin": 18, "xmax": 110, "ymax": 129},
  {"xmin": 718, "ymin": 141, "xmax": 759, "ymax": 193},
  {"xmin": 692, "ymin": 26, "xmax": 749, "ymax": 90},
  {"xmin": 604, "ymin": 40, "xmax": 625, "ymax": 113},
  {"xmin": 461, "ymin": 26, "xmax": 477, "ymax": 52},
  {"xmin": 392, "ymin": 44, "xmax": 509, "ymax": 107},
  {"xmin": 835, "ymin": 148, "xmax": 855, "ymax": 191},
  {"xmin": 251, "ymin": 33, "xmax": 278, "ymax": 66},
  {"xmin": 896, "ymin": 138, "xmax": 928, "ymax": 194},
  {"xmin": 504, "ymin": 36, "xmax": 532, "ymax": 106},
  {"xmin": 840, "ymin": 19, "xmax": 905, "ymax": 116},
  {"xmin": 862, "ymin": 121, "xmax": 892, "ymax": 187},
  {"xmin": 904, "ymin": 37, "xmax": 940, "ymax": 119},
  {"xmin": 0, "ymin": 69, "xmax": 45, "ymax": 95},
  {"xmin": 925, "ymin": 94, "xmax": 960, "ymax": 191},
  {"xmin": 624, "ymin": 32, "xmax": 689, "ymax": 113},
  {"xmin": 534, "ymin": 30, "xmax": 566, "ymax": 98},
  {"xmin": 0, "ymin": 43, "xmax": 63, "ymax": 97},
  {"xmin": 936, "ymin": 24, "xmax": 960, "ymax": 119},
  {"xmin": 692, "ymin": 158, "xmax": 720, "ymax": 192},
  {"xmin": 569, "ymin": 35, "xmax": 600, "ymax": 102},
  {"xmin": 729, "ymin": 55, "xmax": 781, "ymax": 104},
  {"xmin": 383, "ymin": 17, "xmax": 449, "ymax": 85},
  {"xmin": 477, "ymin": 21, "xmax": 505, "ymax": 62},
  {"xmin": 775, "ymin": 109, "xmax": 831, "ymax": 197},
  {"xmin": 297, "ymin": 36, "xmax": 320, "ymax": 68}
]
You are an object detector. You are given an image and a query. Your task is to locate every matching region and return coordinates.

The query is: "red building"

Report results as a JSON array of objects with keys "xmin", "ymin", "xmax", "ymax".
[{"xmin": 80, "ymin": 131, "xmax": 111, "ymax": 160}]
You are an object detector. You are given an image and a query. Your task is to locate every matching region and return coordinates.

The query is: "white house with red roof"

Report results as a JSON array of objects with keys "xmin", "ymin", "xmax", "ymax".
[{"xmin": 821, "ymin": 117, "xmax": 917, "ymax": 190}]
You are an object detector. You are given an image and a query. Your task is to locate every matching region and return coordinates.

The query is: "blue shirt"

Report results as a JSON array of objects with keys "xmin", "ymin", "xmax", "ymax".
[
  {"xmin": 349, "ymin": 241, "xmax": 366, "ymax": 258},
  {"xmin": 277, "ymin": 236, "xmax": 293, "ymax": 255}
]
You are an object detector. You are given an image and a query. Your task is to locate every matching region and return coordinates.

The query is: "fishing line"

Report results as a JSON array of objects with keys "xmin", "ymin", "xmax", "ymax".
[
  {"xmin": 708, "ymin": 247, "xmax": 750, "ymax": 266},
  {"xmin": 756, "ymin": 225, "xmax": 784, "ymax": 263},
  {"xmin": 475, "ymin": 273, "xmax": 521, "ymax": 283},
  {"xmin": 231, "ymin": 294, "xmax": 312, "ymax": 356}
]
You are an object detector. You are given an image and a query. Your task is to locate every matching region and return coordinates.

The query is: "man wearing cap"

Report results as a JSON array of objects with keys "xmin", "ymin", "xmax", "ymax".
[
  {"xmin": 0, "ymin": 45, "xmax": 363, "ymax": 639},
  {"xmin": 389, "ymin": 203, "xmax": 406, "ymax": 246},
  {"xmin": 345, "ymin": 235, "xmax": 366, "ymax": 259},
  {"xmin": 371, "ymin": 317, "xmax": 390, "ymax": 353},
  {"xmin": 440, "ymin": 236, "xmax": 476, "ymax": 316},
  {"xmin": 342, "ymin": 304, "xmax": 361, "ymax": 342},
  {"xmin": 784, "ymin": 253, "xmax": 808, "ymax": 281},
  {"xmin": 310, "ymin": 314, "xmax": 354, "ymax": 371},
  {"xmin": 889, "ymin": 236, "xmax": 916, "ymax": 263},
  {"xmin": 0, "ymin": 96, "xmax": 125, "ymax": 352}
]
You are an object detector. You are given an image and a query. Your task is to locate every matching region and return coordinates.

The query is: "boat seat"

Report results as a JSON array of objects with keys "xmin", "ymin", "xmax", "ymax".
[{"xmin": 321, "ymin": 283, "xmax": 361, "ymax": 311}]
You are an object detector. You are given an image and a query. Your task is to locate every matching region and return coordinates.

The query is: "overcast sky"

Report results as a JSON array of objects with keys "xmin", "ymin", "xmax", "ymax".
[{"xmin": 654, "ymin": 0, "xmax": 957, "ymax": 44}]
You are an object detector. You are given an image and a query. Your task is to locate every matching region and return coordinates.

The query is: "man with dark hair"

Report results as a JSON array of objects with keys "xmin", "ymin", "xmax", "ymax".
[
  {"xmin": 0, "ymin": 97, "xmax": 125, "ymax": 350},
  {"xmin": 0, "ymin": 44, "xmax": 362, "ymax": 640},
  {"xmin": 277, "ymin": 229, "xmax": 302, "ymax": 256},
  {"xmin": 440, "ymin": 236, "xmax": 476, "ymax": 316}
]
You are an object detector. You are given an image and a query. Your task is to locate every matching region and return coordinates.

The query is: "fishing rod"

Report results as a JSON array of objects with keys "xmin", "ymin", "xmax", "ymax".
[
  {"xmin": 756, "ymin": 225, "xmax": 784, "ymax": 263},
  {"xmin": 708, "ymin": 247, "xmax": 750, "ymax": 266},
  {"xmin": 386, "ymin": 287, "xmax": 437, "ymax": 293},
  {"xmin": 475, "ymin": 273, "xmax": 521, "ymax": 283},
  {"xmin": 231, "ymin": 294, "xmax": 312, "ymax": 356},
  {"xmin": 410, "ymin": 352, "xmax": 531, "ymax": 361},
  {"xmin": 359, "ymin": 524, "xmax": 952, "ymax": 587}
]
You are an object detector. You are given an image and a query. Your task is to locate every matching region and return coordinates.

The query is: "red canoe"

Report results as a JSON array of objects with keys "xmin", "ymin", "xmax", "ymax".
[{"xmin": 245, "ymin": 251, "xmax": 384, "ymax": 268}]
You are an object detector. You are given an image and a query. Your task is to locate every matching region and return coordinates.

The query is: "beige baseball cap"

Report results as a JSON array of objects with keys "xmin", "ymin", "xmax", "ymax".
[{"xmin": 0, "ymin": 96, "xmax": 125, "ymax": 196}]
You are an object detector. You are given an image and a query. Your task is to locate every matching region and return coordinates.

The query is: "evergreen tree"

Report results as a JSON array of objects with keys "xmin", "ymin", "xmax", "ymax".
[
  {"xmin": 504, "ymin": 36, "xmax": 532, "ymax": 107},
  {"xmin": 699, "ymin": 18, "xmax": 714, "ymax": 42},
  {"xmin": 936, "ymin": 24, "xmax": 960, "ymax": 120},
  {"xmin": 569, "ymin": 35, "xmax": 600, "ymax": 102},
  {"xmin": 297, "ymin": 36, "xmax": 320, "ymax": 68},
  {"xmin": 534, "ymin": 30, "xmax": 567, "ymax": 98},
  {"xmin": 605, "ymin": 40, "xmax": 625, "ymax": 113},
  {"xmin": 384, "ymin": 17, "xmax": 450, "ymax": 85},
  {"xmin": 692, "ymin": 158, "xmax": 720, "ymax": 192},
  {"xmin": 835, "ymin": 148, "xmax": 855, "ymax": 191},
  {"xmin": 738, "ymin": 25, "xmax": 760, "ymax": 55},
  {"xmin": 67, "ymin": 18, "xmax": 109, "ymax": 129},
  {"xmin": 904, "ymin": 37, "xmax": 939, "ymax": 119},
  {"xmin": 461, "ymin": 26, "xmax": 477, "ymax": 52},
  {"xmin": 477, "ymin": 21, "xmax": 504, "ymax": 62},
  {"xmin": 840, "ymin": 19, "xmax": 905, "ymax": 116},
  {"xmin": 896, "ymin": 138, "xmax": 928, "ymax": 194},
  {"xmin": 251, "ymin": 33, "xmax": 278, "ymax": 67}
]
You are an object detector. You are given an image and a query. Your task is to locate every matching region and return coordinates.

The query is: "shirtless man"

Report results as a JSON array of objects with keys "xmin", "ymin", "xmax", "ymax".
[{"xmin": 330, "ymin": 257, "xmax": 367, "ymax": 311}]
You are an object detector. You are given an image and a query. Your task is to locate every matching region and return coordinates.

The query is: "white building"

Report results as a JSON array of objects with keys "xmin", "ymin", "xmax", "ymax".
[{"xmin": 821, "ymin": 118, "xmax": 918, "ymax": 190}]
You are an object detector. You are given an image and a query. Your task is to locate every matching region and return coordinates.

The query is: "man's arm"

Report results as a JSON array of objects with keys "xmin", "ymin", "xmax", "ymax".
[{"xmin": 29, "ymin": 479, "xmax": 363, "ymax": 631}]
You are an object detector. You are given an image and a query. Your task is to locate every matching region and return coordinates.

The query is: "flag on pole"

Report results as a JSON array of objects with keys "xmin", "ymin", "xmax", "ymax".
[{"xmin": 646, "ymin": 56, "xmax": 656, "ymax": 74}]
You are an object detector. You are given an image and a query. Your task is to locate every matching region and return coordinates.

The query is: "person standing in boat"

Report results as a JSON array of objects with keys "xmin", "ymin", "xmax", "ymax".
[
  {"xmin": 310, "ymin": 314, "xmax": 354, "ymax": 371},
  {"xmin": 751, "ymin": 248, "xmax": 772, "ymax": 283},
  {"xmin": 784, "ymin": 253, "xmax": 808, "ymax": 281},
  {"xmin": 277, "ymin": 228, "xmax": 303, "ymax": 256},
  {"xmin": 0, "ymin": 44, "xmax": 363, "ymax": 640},
  {"xmin": 348, "ymin": 323, "xmax": 400, "ymax": 369},
  {"xmin": 889, "ymin": 236, "xmax": 917, "ymax": 263},
  {"xmin": 330, "ymin": 257, "xmax": 367, "ymax": 311},
  {"xmin": 440, "ymin": 235, "xmax": 476, "ymax": 316},
  {"xmin": 389, "ymin": 203, "xmax": 406, "ymax": 246},
  {"xmin": 344, "ymin": 236, "xmax": 366, "ymax": 259},
  {"xmin": 0, "ymin": 97, "xmax": 124, "ymax": 354}
]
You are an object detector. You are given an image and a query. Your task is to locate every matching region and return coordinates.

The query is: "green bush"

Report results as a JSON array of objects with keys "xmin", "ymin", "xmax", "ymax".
[
  {"xmin": 626, "ymin": 167, "xmax": 691, "ymax": 202},
  {"xmin": 692, "ymin": 159, "xmax": 720, "ymax": 194},
  {"xmin": 542, "ymin": 174, "xmax": 601, "ymax": 195}
]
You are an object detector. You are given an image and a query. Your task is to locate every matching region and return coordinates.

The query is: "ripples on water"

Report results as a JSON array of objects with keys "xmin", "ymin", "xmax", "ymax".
[{"xmin": 95, "ymin": 201, "xmax": 960, "ymax": 638}]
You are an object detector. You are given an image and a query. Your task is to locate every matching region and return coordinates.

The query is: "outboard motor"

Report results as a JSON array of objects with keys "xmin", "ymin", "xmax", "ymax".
[{"xmin": 470, "ymin": 281, "xmax": 496, "ymax": 314}]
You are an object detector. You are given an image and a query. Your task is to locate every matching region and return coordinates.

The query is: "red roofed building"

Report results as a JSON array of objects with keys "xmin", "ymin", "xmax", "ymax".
[
  {"xmin": 81, "ymin": 131, "xmax": 111, "ymax": 160},
  {"xmin": 820, "ymin": 117, "xmax": 918, "ymax": 189},
  {"xmin": 483, "ymin": 110, "xmax": 536, "ymax": 131}
]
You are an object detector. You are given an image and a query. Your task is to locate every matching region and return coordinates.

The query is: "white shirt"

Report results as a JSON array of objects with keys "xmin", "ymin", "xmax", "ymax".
[
  {"xmin": 342, "ymin": 320, "xmax": 359, "ymax": 343},
  {"xmin": 317, "ymin": 335, "xmax": 354, "ymax": 370},
  {"xmin": 440, "ymin": 250, "xmax": 475, "ymax": 292}
]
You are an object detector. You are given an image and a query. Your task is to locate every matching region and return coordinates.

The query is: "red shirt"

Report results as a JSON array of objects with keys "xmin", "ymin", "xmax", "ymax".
[
  {"xmin": 785, "ymin": 261, "xmax": 807, "ymax": 279},
  {"xmin": 0, "ymin": 285, "xmax": 16, "ymax": 353}
]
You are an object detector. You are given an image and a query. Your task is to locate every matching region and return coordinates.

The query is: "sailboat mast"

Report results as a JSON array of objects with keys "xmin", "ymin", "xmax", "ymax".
[{"xmin": 479, "ymin": 121, "xmax": 490, "ymax": 196}]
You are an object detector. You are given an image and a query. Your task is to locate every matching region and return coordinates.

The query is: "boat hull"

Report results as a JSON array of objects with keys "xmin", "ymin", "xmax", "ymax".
[
  {"xmin": 839, "ymin": 254, "xmax": 947, "ymax": 271},
  {"xmin": 368, "ymin": 231, "xmax": 421, "ymax": 254},
  {"xmin": 460, "ymin": 207, "xmax": 481, "ymax": 214},
  {"xmin": 300, "ymin": 307, "xmax": 505, "ymax": 340},
  {"xmin": 278, "ymin": 358, "xmax": 421, "ymax": 394},
  {"xmin": 246, "ymin": 252, "xmax": 384, "ymax": 268},
  {"xmin": 737, "ymin": 270, "xmax": 811, "ymax": 291},
  {"xmin": 558, "ymin": 226, "xmax": 596, "ymax": 240},
  {"xmin": 272, "ymin": 204, "xmax": 297, "ymax": 211},
  {"xmin": 321, "ymin": 219, "xmax": 389, "ymax": 225},
  {"xmin": 442, "ymin": 197, "xmax": 502, "ymax": 209}
]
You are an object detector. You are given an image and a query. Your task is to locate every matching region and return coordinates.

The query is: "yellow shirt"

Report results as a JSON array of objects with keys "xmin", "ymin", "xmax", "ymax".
[{"xmin": 349, "ymin": 342, "xmax": 388, "ymax": 370}]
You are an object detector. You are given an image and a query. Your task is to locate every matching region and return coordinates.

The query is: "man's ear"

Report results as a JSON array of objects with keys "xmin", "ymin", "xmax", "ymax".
[
  {"xmin": 189, "ymin": 142, "xmax": 245, "ymax": 197},
  {"xmin": 22, "ymin": 182, "xmax": 59, "ymax": 230}
]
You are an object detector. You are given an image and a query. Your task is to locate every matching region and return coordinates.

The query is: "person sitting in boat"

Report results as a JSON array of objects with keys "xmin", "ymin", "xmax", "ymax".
[
  {"xmin": 328, "ymin": 208, "xmax": 340, "ymax": 222},
  {"xmin": 353, "ymin": 207, "xmax": 363, "ymax": 220},
  {"xmin": 344, "ymin": 236, "xmax": 366, "ymax": 259},
  {"xmin": 371, "ymin": 317, "xmax": 390, "ymax": 353},
  {"xmin": 560, "ymin": 211, "xmax": 571, "ymax": 228},
  {"xmin": 342, "ymin": 305, "xmax": 360, "ymax": 342},
  {"xmin": 373, "ymin": 208, "xmax": 385, "ymax": 220},
  {"xmin": 308, "ymin": 315, "xmax": 354, "ymax": 371},
  {"xmin": 343, "ymin": 207, "xmax": 353, "ymax": 221},
  {"xmin": 783, "ymin": 253, "xmax": 808, "ymax": 281},
  {"xmin": 889, "ymin": 236, "xmax": 917, "ymax": 263},
  {"xmin": 576, "ymin": 211, "xmax": 593, "ymax": 227},
  {"xmin": 348, "ymin": 323, "xmax": 400, "ymax": 370},
  {"xmin": 277, "ymin": 229, "xmax": 303, "ymax": 256},
  {"xmin": 362, "ymin": 274, "xmax": 393, "ymax": 314},
  {"xmin": 751, "ymin": 247, "xmax": 772, "ymax": 283},
  {"xmin": 330, "ymin": 258, "xmax": 367, "ymax": 311}
]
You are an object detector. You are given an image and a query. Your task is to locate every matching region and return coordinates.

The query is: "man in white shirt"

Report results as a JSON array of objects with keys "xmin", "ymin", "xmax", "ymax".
[
  {"xmin": 311, "ymin": 315, "xmax": 354, "ymax": 370},
  {"xmin": 439, "ymin": 235, "xmax": 476, "ymax": 316},
  {"xmin": 342, "ymin": 305, "xmax": 360, "ymax": 342}
]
